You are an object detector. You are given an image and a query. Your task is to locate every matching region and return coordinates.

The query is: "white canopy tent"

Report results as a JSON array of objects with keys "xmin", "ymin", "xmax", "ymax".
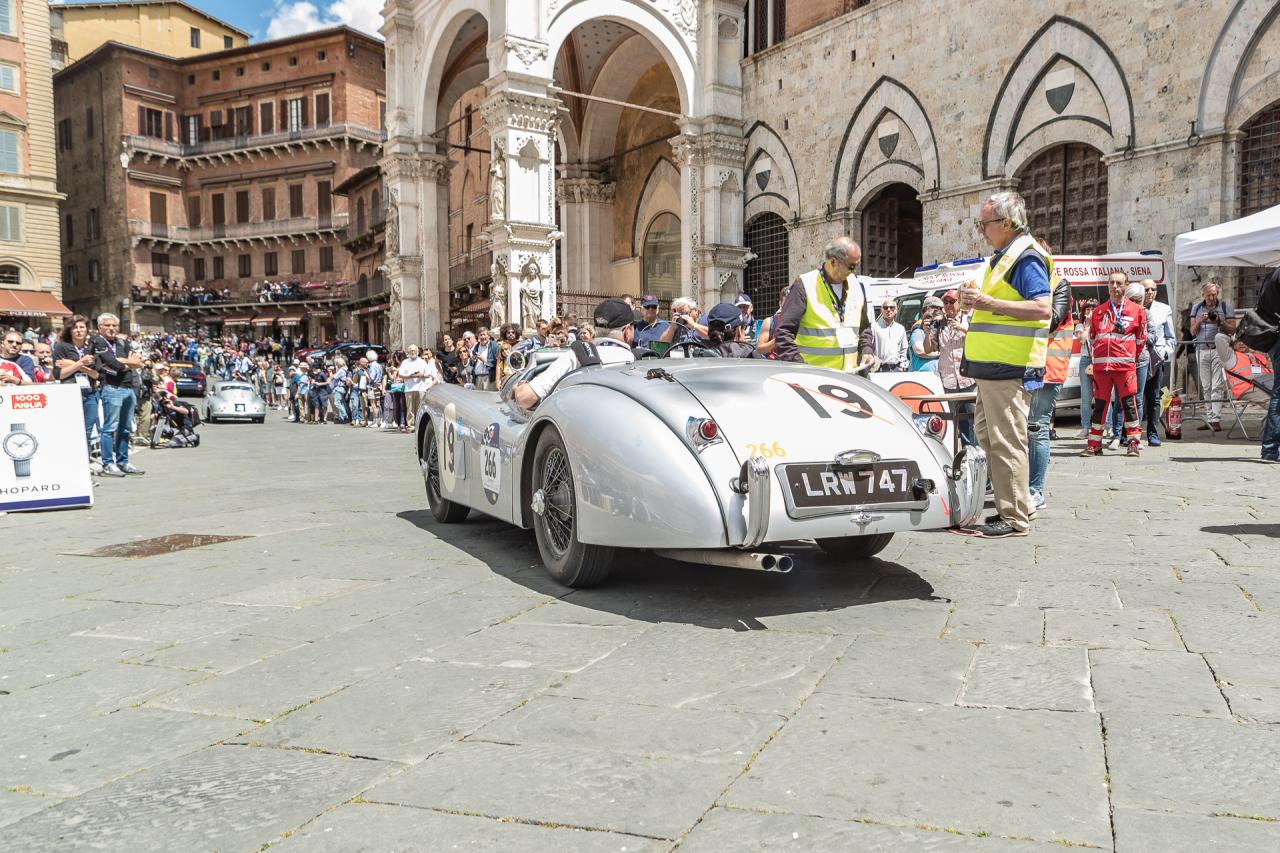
[{"xmin": 1174, "ymin": 204, "xmax": 1280, "ymax": 268}]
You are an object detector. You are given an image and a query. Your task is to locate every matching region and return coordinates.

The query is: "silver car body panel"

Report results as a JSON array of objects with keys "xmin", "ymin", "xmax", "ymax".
[
  {"xmin": 416, "ymin": 356, "xmax": 985, "ymax": 551},
  {"xmin": 205, "ymin": 382, "xmax": 266, "ymax": 419}
]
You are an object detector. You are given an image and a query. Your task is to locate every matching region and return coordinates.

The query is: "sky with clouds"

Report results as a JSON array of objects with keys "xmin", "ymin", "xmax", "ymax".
[{"xmin": 210, "ymin": 0, "xmax": 384, "ymax": 43}]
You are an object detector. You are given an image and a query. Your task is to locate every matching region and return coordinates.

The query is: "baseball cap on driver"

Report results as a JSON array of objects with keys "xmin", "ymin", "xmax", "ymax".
[
  {"xmin": 594, "ymin": 298, "xmax": 634, "ymax": 329},
  {"xmin": 734, "ymin": 293, "xmax": 752, "ymax": 307}
]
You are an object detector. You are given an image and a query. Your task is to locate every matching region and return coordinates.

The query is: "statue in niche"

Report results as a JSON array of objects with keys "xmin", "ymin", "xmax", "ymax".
[
  {"xmin": 489, "ymin": 257, "xmax": 508, "ymax": 330},
  {"xmin": 489, "ymin": 149, "xmax": 505, "ymax": 221},
  {"xmin": 385, "ymin": 189, "xmax": 400, "ymax": 256}
]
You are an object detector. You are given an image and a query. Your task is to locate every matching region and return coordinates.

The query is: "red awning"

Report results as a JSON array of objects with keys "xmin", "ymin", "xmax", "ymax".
[
  {"xmin": 278, "ymin": 313, "xmax": 305, "ymax": 325},
  {"xmin": 0, "ymin": 289, "xmax": 73, "ymax": 318},
  {"xmin": 307, "ymin": 310, "xmax": 333, "ymax": 319},
  {"xmin": 222, "ymin": 315, "xmax": 254, "ymax": 326}
]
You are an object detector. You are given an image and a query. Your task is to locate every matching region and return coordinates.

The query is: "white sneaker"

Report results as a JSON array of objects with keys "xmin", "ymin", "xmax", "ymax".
[
  {"xmin": 1074, "ymin": 428, "xmax": 1088, "ymax": 439},
  {"xmin": 89, "ymin": 460, "xmax": 103, "ymax": 475},
  {"xmin": 1106, "ymin": 437, "xmax": 1121, "ymax": 450},
  {"xmin": 1031, "ymin": 491, "xmax": 1047, "ymax": 511}
]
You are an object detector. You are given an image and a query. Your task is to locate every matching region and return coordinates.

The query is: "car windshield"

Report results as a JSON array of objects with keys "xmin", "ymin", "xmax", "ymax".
[
  {"xmin": 220, "ymin": 384, "xmax": 253, "ymax": 393},
  {"xmin": 177, "ymin": 367, "xmax": 201, "ymax": 378}
]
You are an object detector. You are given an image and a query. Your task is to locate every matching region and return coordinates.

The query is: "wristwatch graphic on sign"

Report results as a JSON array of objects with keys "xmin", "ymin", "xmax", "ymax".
[{"xmin": 4, "ymin": 422, "xmax": 38, "ymax": 478}]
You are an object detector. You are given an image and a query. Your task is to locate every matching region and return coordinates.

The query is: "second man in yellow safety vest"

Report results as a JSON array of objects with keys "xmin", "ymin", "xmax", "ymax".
[
  {"xmin": 959, "ymin": 191, "xmax": 1053, "ymax": 539},
  {"xmin": 773, "ymin": 236, "xmax": 879, "ymax": 371}
]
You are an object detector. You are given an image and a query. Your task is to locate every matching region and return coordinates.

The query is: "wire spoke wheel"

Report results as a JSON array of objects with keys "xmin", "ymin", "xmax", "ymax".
[
  {"xmin": 541, "ymin": 447, "xmax": 575, "ymax": 557},
  {"xmin": 423, "ymin": 421, "xmax": 469, "ymax": 523},
  {"xmin": 425, "ymin": 431, "xmax": 442, "ymax": 501}
]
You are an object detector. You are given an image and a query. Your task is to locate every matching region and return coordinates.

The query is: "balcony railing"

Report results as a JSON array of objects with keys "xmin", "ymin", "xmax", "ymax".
[
  {"xmin": 126, "ymin": 123, "xmax": 386, "ymax": 160},
  {"xmin": 449, "ymin": 250, "xmax": 494, "ymax": 290},
  {"xmin": 129, "ymin": 214, "xmax": 348, "ymax": 244}
]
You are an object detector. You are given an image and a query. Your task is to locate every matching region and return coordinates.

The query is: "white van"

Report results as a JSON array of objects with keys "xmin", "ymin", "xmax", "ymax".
[{"xmin": 890, "ymin": 251, "xmax": 1168, "ymax": 409}]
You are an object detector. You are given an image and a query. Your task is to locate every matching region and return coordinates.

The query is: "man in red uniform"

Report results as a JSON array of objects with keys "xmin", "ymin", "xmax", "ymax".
[{"xmin": 1083, "ymin": 273, "xmax": 1147, "ymax": 457}]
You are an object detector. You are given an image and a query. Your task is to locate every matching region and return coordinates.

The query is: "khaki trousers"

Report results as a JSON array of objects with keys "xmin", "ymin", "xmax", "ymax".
[
  {"xmin": 405, "ymin": 390, "xmax": 423, "ymax": 428},
  {"xmin": 974, "ymin": 378, "xmax": 1032, "ymax": 532}
]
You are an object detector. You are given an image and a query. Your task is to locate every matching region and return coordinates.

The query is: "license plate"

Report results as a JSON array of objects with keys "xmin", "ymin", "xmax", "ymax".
[
  {"xmin": 234, "ymin": 403, "xmax": 245, "ymax": 412},
  {"xmin": 780, "ymin": 461, "xmax": 922, "ymax": 511}
]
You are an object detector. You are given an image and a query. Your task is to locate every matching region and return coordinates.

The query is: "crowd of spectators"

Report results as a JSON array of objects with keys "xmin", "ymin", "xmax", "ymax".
[{"xmin": 130, "ymin": 278, "xmax": 345, "ymax": 307}]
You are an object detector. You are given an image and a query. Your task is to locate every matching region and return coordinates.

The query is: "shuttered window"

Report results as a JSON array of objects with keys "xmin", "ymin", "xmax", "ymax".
[
  {"xmin": 0, "ymin": 205, "xmax": 19, "ymax": 242},
  {"xmin": 0, "ymin": 65, "xmax": 16, "ymax": 93},
  {"xmin": 0, "ymin": 130, "xmax": 18, "ymax": 173},
  {"xmin": 0, "ymin": 0, "xmax": 12, "ymax": 36}
]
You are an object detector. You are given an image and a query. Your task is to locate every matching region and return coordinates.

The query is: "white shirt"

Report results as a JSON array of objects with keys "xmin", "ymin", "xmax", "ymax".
[
  {"xmin": 872, "ymin": 317, "xmax": 908, "ymax": 366},
  {"xmin": 526, "ymin": 339, "xmax": 635, "ymax": 401},
  {"xmin": 398, "ymin": 356, "xmax": 431, "ymax": 392}
]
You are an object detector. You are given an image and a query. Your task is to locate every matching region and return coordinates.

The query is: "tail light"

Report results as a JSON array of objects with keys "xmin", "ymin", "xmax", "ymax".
[
  {"xmin": 913, "ymin": 414, "xmax": 945, "ymax": 439},
  {"xmin": 686, "ymin": 417, "xmax": 723, "ymax": 452}
]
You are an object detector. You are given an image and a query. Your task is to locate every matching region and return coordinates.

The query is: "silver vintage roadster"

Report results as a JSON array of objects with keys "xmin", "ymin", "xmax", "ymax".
[{"xmin": 415, "ymin": 352, "xmax": 986, "ymax": 587}]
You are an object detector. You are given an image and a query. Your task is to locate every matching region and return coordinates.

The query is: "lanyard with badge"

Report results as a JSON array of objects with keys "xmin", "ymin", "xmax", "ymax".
[
  {"xmin": 823, "ymin": 270, "xmax": 858, "ymax": 350},
  {"xmin": 73, "ymin": 344, "xmax": 93, "ymax": 391}
]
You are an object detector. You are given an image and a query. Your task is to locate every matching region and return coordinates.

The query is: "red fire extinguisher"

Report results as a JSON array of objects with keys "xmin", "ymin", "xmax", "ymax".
[{"xmin": 1165, "ymin": 391, "xmax": 1183, "ymax": 440}]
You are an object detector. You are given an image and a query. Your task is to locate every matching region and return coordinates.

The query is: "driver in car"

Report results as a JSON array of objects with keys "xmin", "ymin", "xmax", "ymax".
[{"xmin": 512, "ymin": 298, "xmax": 636, "ymax": 411}]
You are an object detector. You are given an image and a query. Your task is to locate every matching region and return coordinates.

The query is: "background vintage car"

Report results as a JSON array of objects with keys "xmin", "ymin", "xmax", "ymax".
[
  {"xmin": 416, "ymin": 354, "xmax": 986, "ymax": 588},
  {"xmin": 203, "ymin": 381, "xmax": 266, "ymax": 424}
]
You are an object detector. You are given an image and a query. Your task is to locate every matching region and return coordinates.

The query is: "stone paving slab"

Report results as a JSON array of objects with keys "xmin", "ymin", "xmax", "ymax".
[
  {"xmin": 0, "ymin": 790, "xmax": 61, "ymax": 830},
  {"xmin": 678, "ymin": 807, "xmax": 1072, "ymax": 852},
  {"xmin": 243, "ymin": 660, "xmax": 556, "ymax": 763},
  {"xmin": 211, "ymin": 576, "xmax": 384, "ymax": 608},
  {"xmin": 121, "ymin": 631, "xmax": 307, "ymax": 674},
  {"xmin": 1111, "ymin": 808, "xmax": 1280, "ymax": 853},
  {"xmin": 1089, "ymin": 649, "xmax": 1230, "ymax": 718},
  {"xmin": 1016, "ymin": 580, "xmax": 1121, "ymax": 610},
  {"xmin": 427, "ymin": 620, "xmax": 648, "ymax": 672},
  {"xmin": 0, "ymin": 706, "xmax": 246, "ymax": 797},
  {"xmin": 1172, "ymin": 610, "xmax": 1280, "ymax": 655},
  {"xmin": 75, "ymin": 601, "xmax": 283, "ymax": 644},
  {"xmin": 366, "ymin": 740, "xmax": 736, "ymax": 840},
  {"xmin": 2, "ymin": 745, "xmax": 395, "ymax": 852},
  {"xmin": 958, "ymin": 644, "xmax": 1092, "ymax": 712},
  {"xmin": 0, "ymin": 635, "xmax": 163, "ymax": 691},
  {"xmin": 1043, "ymin": 608, "xmax": 1184, "ymax": 650},
  {"xmin": 943, "ymin": 604, "xmax": 1043, "ymax": 645},
  {"xmin": 816, "ymin": 634, "xmax": 976, "ymax": 704},
  {"xmin": 0, "ymin": 601, "xmax": 166, "ymax": 650},
  {"xmin": 549, "ymin": 624, "xmax": 850, "ymax": 715},
  {"xmin": 723, "ymin": 694, "xmax": 1111, "ymax": 848},
  {"xmin": 470, "ymin": 694, "xmax": 782, "ymax": 765},
  {"xmin": 1105, "ymin": 711, "xmax": 1280, "ymax": 817},
  {"xmin": 270, "ymin": 801, "xmax": 670, "ymax": 852}
]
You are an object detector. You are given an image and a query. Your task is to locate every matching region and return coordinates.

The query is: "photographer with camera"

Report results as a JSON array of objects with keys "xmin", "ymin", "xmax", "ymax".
[
  {"xmin": 927, "ymin": 290, "xmax": 975, "ymax": 446},
  {"xmin": 1190, "ymin": 279, "xmax": 1236, "ymax": 431},
  {"xmin": 660, "ymin": 297, "xmax": 708, "ymax": 346},
  {"xmin": 909, "ymin": 296, "xmax": 944, "ymax": 373}
]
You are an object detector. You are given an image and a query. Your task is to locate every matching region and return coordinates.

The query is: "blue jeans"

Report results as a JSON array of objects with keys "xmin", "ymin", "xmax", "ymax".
[
  {"xmin": 1144, "ymin": 361, "xmax": 1166, "ymax": 436},
  {"xmin": 1078, "ymin": 354, "xmax": 1093, "ymax": 428},
  {"xmin": 332, "ymin": 388, "xmax": 348, "ymax": 422},
  {"xmin": 347, "ymin": 389, "xmax": 364, "ymax": 422},
  {"xmin": 1262, "ymin": 339, "xmax": 1280, "ymax": 460},
  {"xmin": 1028, "ymin": 382, "xmax": 1062, "ymax": 497},
  {"xmin": 1112, "ymin": 360, "xmax": 1149, "ymax": 435},
  {"xmin": 81, "ymin": 391, "xmax": 100, "ymax": 457},
  {"xmin": 99, "ymin": 385, "xmax": 136, "ymax": 467}
]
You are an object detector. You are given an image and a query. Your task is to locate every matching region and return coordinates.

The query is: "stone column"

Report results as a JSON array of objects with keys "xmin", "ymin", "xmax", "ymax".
[
  {"xmin": 480, "ymin": 73, "xmax": 560, "ymax": 331},
  {"xmin": 672, "ymin": 126, "xmax": 750, "ymax": 308},
  {"xmin": 381, "ymin": 144, "xmax": 447, "ymax": 349},
  {"xmin": 556, "ymin": 169, "xmax": 616, "ymax": 295}
]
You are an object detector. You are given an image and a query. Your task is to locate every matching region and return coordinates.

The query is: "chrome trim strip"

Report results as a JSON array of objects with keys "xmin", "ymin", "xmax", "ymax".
[{"xmin": 743, "ymin": 456, "xmax": 770, "ymax": 548}]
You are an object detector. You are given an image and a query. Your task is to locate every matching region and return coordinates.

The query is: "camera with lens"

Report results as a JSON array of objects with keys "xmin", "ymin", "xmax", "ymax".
[
  {"xmin": 674, "ymin": 314, "xmax": 691, "ymax": 327},
  {"xmin": 1207, "ymin": 310, "xmax": 1220, "ymax": 323},
  {"xmin": 931, "ymin": 316, "xmax": 949, "ymax": 332}
]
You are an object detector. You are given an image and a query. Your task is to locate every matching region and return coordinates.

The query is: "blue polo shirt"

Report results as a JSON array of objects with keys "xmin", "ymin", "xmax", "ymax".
[
  {"xmin": 633, "ymin": 319, "xmax": 671, "ymax": 350},
  {"xmin": 990, "ymin": 245, "xmax": 1051, "ymax": 300}
]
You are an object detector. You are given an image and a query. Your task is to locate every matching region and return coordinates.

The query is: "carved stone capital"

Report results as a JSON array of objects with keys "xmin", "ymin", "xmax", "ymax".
[
  {"xmin": 556, "ymin": 177, "xmax": 617, "ymax": 205},
  {"xmin": 503, "ymin": 35, "xmax": 549, "ymax": 69},
  {"xmin": 481, "ymin": 90, "xmax": 562, "ymax": 137}
]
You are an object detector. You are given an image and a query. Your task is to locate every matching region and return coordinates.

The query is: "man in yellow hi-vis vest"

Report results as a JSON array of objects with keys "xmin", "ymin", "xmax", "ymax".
[
  {"xmin": 958, "ymin": 191, "xmax": 1053, "ymax": 539},
  {"xmin": 774, "ymin": 236, "xmax": 878, "ymax": 371}
]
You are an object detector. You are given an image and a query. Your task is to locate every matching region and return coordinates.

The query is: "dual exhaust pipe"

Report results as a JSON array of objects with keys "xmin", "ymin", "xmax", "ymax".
[{"xmin": 655, "ymin": 548, "xmax": 794, "ymax": 573}]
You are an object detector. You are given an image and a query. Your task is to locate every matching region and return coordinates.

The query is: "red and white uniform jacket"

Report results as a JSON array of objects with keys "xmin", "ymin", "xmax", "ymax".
[{"xmin": 1088, "ymin": 299, "xmax": 1147, "ymax": 372}]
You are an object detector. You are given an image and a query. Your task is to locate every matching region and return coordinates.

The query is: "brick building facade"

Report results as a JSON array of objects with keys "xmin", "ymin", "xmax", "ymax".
[{"xmin": 54, "ymin": 26, "xmax": 386, "ymax": 340}]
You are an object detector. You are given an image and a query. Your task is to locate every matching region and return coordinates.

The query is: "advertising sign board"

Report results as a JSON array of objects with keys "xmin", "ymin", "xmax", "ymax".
[{"xmin": 0, "ymin": 384, "xmax": 94, "ymax": 512}]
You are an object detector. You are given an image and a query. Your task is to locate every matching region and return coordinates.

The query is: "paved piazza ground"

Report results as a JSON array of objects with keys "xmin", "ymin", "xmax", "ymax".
[{"xmin": 2, "ymin": 414, "xmax": 1278, "ymax": 851}]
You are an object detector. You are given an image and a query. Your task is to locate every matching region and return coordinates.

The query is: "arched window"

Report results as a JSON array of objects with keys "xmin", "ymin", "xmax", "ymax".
[
  {"xmin": 744, "ymin": 1, "xmax": 787, "ymax": 55},
  {"xmin": 744, "ymin": 213, "xmax": 789, "ymax": 315},
  {"xmin": 1239, "ymin": 100, "xmax": 1280, "ymax": 305},
  {"xmin": 371, "ymin": 189, "xmax": 381, "ymax": 223},
  {"xmin": 642, "ymin": 213, "xmax": 681, "ymax": 300},
  {"xmin": 0, "ymin": 265, "xmax": 19, "ymax": 285},
  {"xmin": 1016, "ymin": 143, "xmax": 1108, "ymax": 254},
  {"xmin": 356, "ymin": 198, "xmax": 366, "ymax": 235}
]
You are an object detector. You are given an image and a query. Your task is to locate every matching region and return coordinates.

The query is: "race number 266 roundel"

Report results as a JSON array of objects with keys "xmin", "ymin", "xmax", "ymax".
[{"xmin": 481, "ymin": 422, "xmax": 501, "ymax": 505}]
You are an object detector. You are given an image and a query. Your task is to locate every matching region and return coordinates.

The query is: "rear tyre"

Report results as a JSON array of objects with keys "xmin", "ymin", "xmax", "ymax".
[
  {"xmin": 253, "ymin": 417, "xmax": 265, "ymax": 424},
  {"xmin": 423, "ymin": 420, "xmax": 469, "ymax": 523},
  {"xmin": 817, "ymin": 532, "xmax": 894, "ymax": 560},
  {"xmin": 531, "ymin": 427, "xmax": 614, "ymax": 587}
]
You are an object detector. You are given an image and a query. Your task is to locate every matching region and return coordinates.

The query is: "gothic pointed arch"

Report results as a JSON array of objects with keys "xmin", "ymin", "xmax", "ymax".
[
  {"xmin": 744, "ymin": 120, "xmax": 799, "ymax": 223},
  {"xmin": 830, "ymin": 77, "xmax": 939, "ymax": 212},
  {"xmin": 413, "ymin": 2, "xmax": 492, "ymax": 138},
  {"xmin": 983, "ymin": 16, "xmax": 1135, "ymax": 179},
  {"xmin": 630, "ymin": 156, "xmax": 681, "ymax": 257},
  {"xmin": 1199, "ymin": 0, "xmax": 1280, "ymax": 134}
]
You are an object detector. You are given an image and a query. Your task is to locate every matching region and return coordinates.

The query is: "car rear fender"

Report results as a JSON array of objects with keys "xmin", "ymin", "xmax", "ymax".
[{"xmin": 518, "ymin": 385, "xmax": 729, "ymax": 549}]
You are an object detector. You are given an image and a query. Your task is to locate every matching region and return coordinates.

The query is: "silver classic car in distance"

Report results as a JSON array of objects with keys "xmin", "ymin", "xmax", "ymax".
[
  {"xmin": 203, "ymin": 381, "xmax": 266, "ymax": 423},
  {"xmin": 415, "ymin": 352, "xmax": 987, "ymax": 588}
]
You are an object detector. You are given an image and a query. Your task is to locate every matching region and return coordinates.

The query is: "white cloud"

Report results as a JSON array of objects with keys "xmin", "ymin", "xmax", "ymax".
[{"xmin": 264, "ymin": 0, "xmax": 384, "ymax": 41}]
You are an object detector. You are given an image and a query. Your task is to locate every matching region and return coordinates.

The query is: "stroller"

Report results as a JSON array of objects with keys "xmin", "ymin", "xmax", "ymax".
[{"xmin": 151, "ymin": 390, "xmax": 201, "ymax": 448}]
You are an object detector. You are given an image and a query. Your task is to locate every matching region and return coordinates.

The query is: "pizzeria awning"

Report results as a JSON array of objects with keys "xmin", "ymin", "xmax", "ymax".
[
  {"xmin": 222, "ymin": 314, "xmax": 254, "ymax": 326},
  {"xmin": 0, "ymin": 289, "xmax": 73, "ymax": 318},
  {"xmin": 277, "ymin": 312, "xmax": 305, "ymax": 325},
  {"xmin": 252, "ymin": 312, "xmax": 281, "ymax": 326}
]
